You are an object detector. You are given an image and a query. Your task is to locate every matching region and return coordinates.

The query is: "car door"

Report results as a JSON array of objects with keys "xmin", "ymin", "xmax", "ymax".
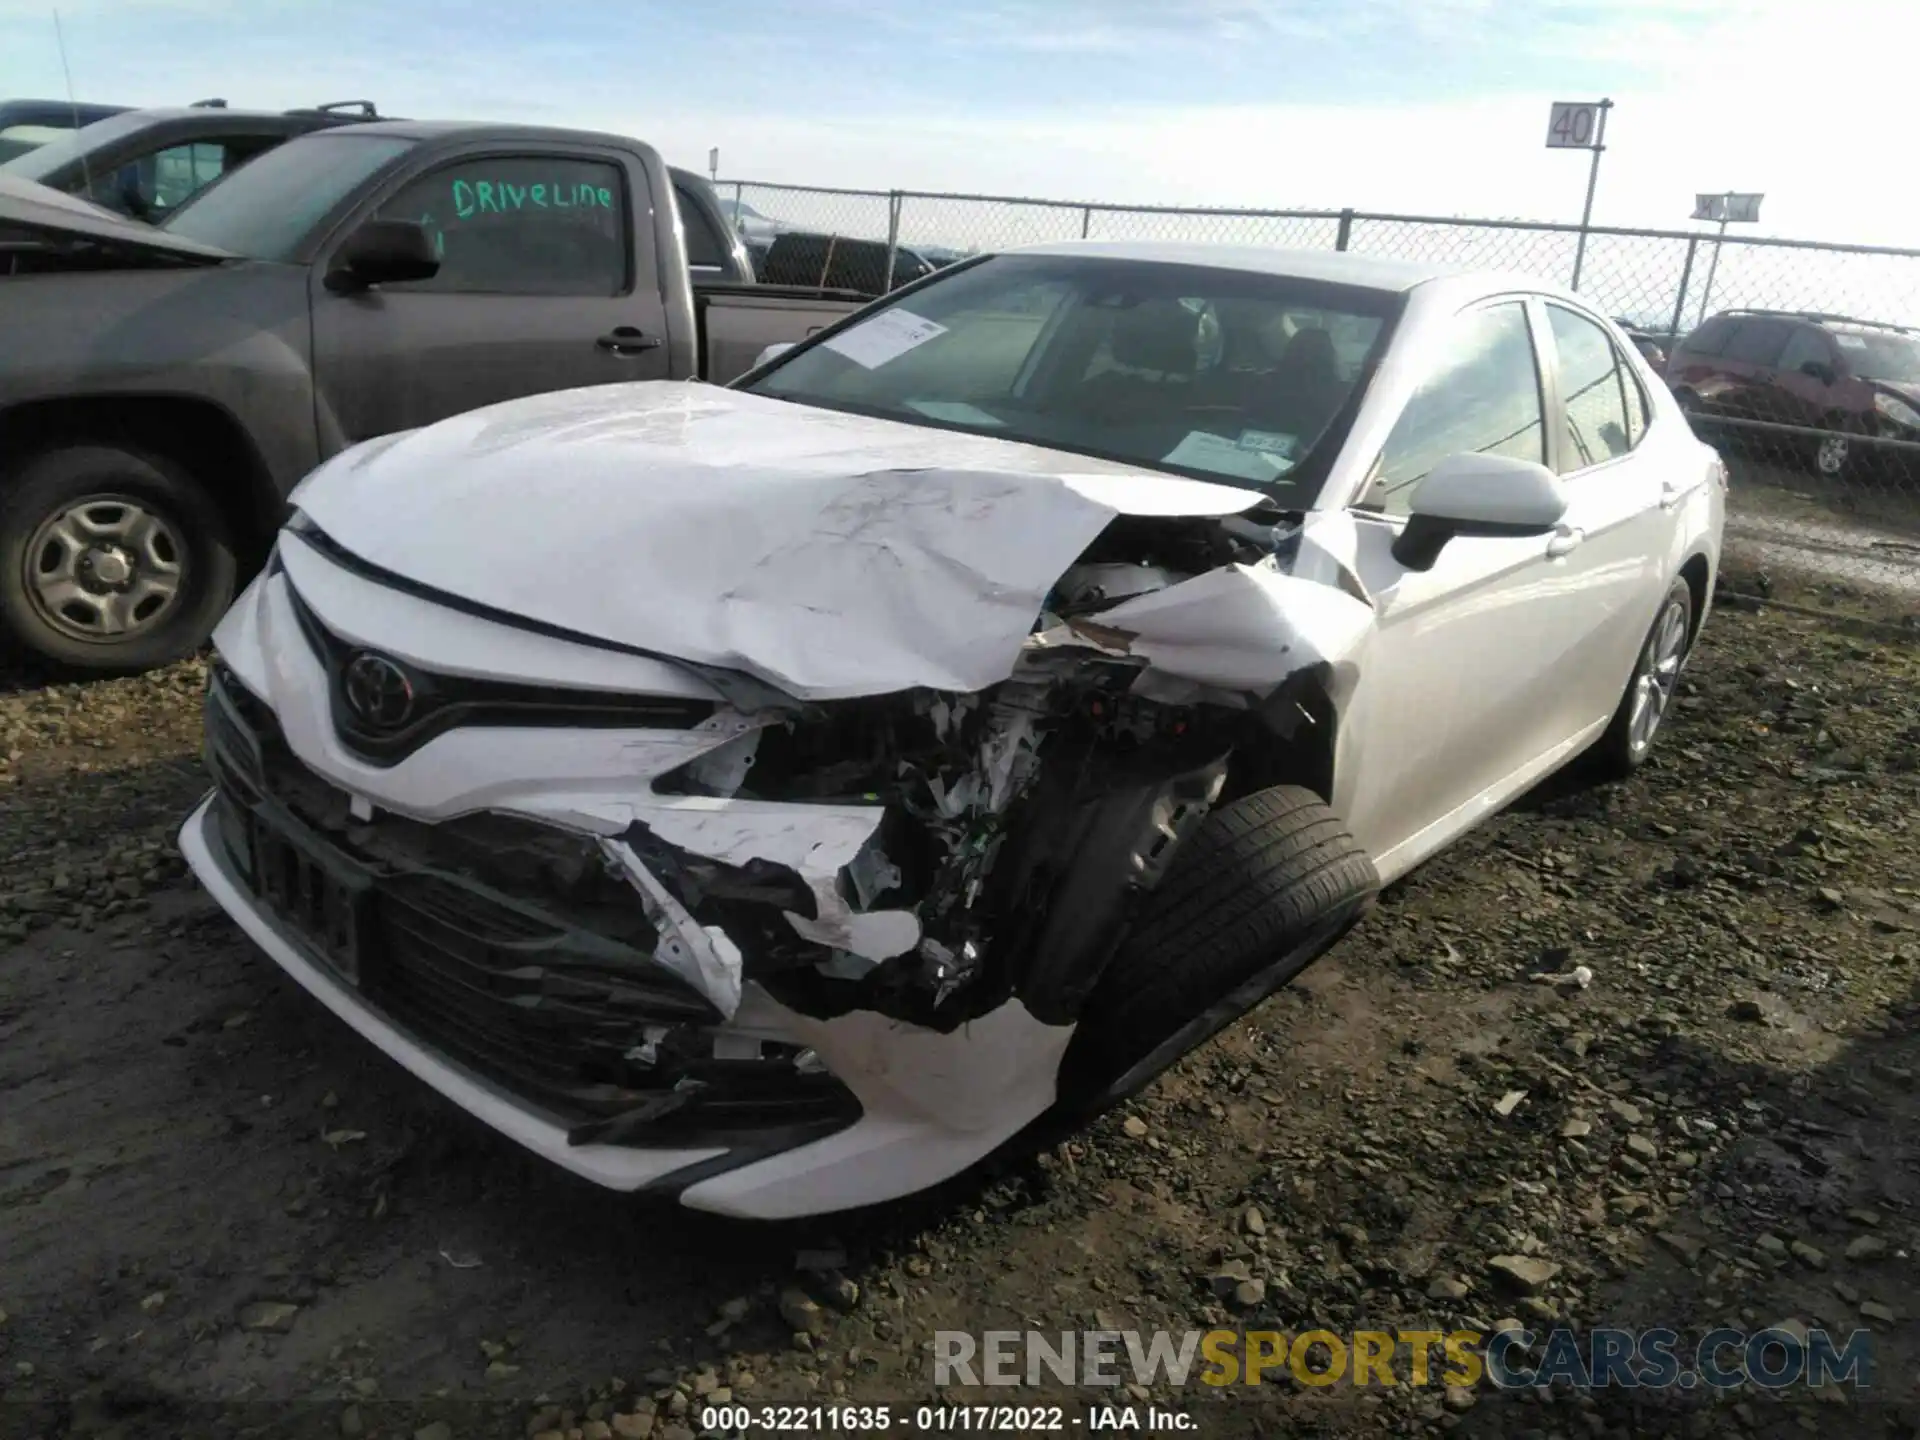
[
  {"xmin": 309, "ymin": 144, "xmax": 671, "ymax": 445},
  {"xmin": 1335, "ymin": 298, "xmax": 1587, "ymax": 877},
  {"xmin": 1716, "ymin": 316, "xmax": 1792, "ymax": 422},
  {"xmin": 1533, "ymin": 301, "xmax": 1676, "ymax": 727},
  {"xmin": 1773, "ymin": 324, "xmax": 1842, "ymax": 430}
]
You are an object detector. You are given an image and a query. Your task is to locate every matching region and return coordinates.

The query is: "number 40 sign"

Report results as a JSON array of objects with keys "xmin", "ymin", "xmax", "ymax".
[{"xmin": 1546, "ymin": 100, "xmax": 1608, "ymax": 150}]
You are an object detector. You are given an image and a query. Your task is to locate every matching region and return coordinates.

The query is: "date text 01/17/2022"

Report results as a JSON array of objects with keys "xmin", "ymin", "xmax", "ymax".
[{"xmin": 697, "ymin": 1404, "xmax": 1198, "ymax": 1431}]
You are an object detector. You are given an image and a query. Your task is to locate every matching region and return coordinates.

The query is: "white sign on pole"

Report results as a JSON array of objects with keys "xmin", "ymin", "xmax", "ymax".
[
  {"xmin": 1692, "ymin": 192, "xmax": 1763, "ymax": 223},
  {"xmin": 708, "ymin": 146, "xmax": 720, "ymax": 178},
  {"xmin": 1545, "ymin": 101, "xmax": 1605, "ymax": 149}
]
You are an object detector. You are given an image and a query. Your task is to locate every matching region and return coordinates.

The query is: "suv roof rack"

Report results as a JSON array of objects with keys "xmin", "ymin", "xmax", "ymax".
[
  {"xmin": 189, "ymin": 97, "xmax": 228, "ymax": 108},
  {"xmin": 300, "ymin": 100, "xmax": 379, "ymax": 118},
  {"xmin": 1723, "ymin": 307, "xmax": 1916, "ymax": 336}
]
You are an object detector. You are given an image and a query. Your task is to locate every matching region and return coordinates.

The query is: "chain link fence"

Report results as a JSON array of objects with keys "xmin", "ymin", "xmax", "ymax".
[{"xmin": 723, "ymin": 181, "xmax": 1920, "ymax": 611}]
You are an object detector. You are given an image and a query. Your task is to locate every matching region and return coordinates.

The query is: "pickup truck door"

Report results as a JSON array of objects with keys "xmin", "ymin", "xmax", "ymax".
[{"xmin": 308, "ymin": 143, "xmax": 672, "ymax": 447}]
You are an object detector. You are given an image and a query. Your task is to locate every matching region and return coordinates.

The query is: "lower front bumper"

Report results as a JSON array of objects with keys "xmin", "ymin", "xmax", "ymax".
[
  {"xmin": 179, "ymin": 793, "xmax": 731, "ymax": 1195},
  {"xmin": 181, "ymin": 793, "xmax": 1077, "ymax": 1217}
]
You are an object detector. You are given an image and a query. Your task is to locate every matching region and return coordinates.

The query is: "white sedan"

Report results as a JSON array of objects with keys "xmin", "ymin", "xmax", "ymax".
[{"xmin": 180, "ymin": 242, "xmax": 1725, "ymax": 1218}]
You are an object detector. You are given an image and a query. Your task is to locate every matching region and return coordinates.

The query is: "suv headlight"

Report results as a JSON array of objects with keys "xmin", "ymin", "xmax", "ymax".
[{"xmin": 1873, "ymin": 391, "xmax": 1920, "ymax": 429}]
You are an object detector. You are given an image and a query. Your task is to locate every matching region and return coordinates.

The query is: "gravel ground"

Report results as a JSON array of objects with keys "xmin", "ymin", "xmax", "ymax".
[{"xmin": 2, "ymin": 588, "xmax": 1918, "ymax": 1440}]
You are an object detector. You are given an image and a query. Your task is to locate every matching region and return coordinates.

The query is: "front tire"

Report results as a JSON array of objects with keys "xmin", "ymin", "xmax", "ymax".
[
  {"xmin": 1590, "ymin": 575, "xmax": 1693, "ymax": 779},
  {"xmin": 0, "ymin": 444, "xmax": 237, "ymax": 675},
  {"xmin": 1055, "ymin": 785, "xmax": 1378, "ymax": 1115}
]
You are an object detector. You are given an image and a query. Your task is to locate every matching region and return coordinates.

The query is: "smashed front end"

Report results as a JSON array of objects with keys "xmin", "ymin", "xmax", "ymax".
[{"xmin": 181, "ymin": 440, "xmax": 1375, "ymax": 1218}]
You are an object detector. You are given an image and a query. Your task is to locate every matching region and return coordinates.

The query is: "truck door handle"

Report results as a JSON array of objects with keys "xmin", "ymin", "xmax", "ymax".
[
  {"xmin": 596, "ymin": 327, "xmax": 662, "ymax": 355},
  {"xmin": 1545, "ymin": 525, "xmax": 1585, "ymax": 558}
]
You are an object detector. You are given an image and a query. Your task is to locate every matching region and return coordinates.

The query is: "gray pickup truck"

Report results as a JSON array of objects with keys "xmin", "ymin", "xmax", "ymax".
[{"xmin": 0, "ymin": 120, "xmax": 871, "ymax": 673}]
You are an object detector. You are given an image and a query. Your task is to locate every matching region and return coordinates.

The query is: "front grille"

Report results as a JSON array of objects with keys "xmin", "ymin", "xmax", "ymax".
[
  {"xmin": 280, "ymin": 578, "xmax": 718, "ymax": 767},
  {"xmin": 202, "ymin": 670, "xmax": 860, "ymax": 1148}
]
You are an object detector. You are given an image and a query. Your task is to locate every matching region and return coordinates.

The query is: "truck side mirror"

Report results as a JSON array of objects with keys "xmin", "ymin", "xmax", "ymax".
[{"xmin": 324, "ymin": 219, "xmax": 438, "ymax": 293}]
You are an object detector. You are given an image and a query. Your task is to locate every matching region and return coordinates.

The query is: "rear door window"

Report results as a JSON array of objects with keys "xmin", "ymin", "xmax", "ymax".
[
  {"xmin": 1778, "ymin": 327, "xmax": 1833, "ymax": 375},
  {"xmin": 373, "ymin": 154, "xmax": 630, "ymax": 295},
  {"xmin": 675, "ymin": 182, "xmax": 729, "ymax": 270},
  {"xmin": 1722, "ymin": 318, "xmax": 1791, "ymax": 366},
  {"xmin": 1545, "ymin": 305, "xmax": 1636, "ymax": 471}
]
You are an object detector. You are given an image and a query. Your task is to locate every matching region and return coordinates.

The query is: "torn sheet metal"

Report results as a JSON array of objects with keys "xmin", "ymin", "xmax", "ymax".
[
  {"xmin": 289, "ymin": 383, "xmax": 1265, "ymax": 701},
  {"xmin": 602, "ymin": 839, "xmax": 747, "ymax": 1019},
  {"xmin": 599, "ymin": 797, "xmax": 923, "ymax": 999},
  {"xmin": 1030, "ymin": 559, "xmax": 1376, "ymax": 697}
]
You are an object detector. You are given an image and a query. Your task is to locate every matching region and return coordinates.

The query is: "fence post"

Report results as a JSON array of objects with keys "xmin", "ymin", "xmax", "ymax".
[
  {"xmin": 1667, "ymin": 236, "xmax": 1699, "ymax": 343},
  {"xmin": 1335, "ymin": 209, "xmax": 1354, "ymax": 252},
  {"xmin": 883, "ymin": 190, "xmax": 903, "ymax": 294},
  {"xmin": 1080, "ymin": 205, "xmax": 1092, "ymax": 240}
]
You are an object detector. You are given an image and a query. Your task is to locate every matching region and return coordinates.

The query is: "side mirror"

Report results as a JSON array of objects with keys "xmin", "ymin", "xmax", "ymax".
[
  {"xmin": 752, "ymin": 341, "xmax": 796, "ymax": 370},
  {"xmin": 1800, "ymin": 360, "xmax": 1835, "ymax": 384},
  {"xmin": 1390, "ymin": 452, "xmax": 1568, "ymax": 572},
  {"xmin": 323, "ymin": 219, "xmax": 438, "ymax": 293}
]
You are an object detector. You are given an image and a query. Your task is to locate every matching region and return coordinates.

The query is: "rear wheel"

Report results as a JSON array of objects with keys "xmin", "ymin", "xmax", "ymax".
[
  {"xmin": 0, "ymin": 444, "xmax": 237, "ymax": 674},
  {"xmin": 1590, "ymin": 575, "xmax": 1693, "ymax": 779},
  {"xmin": 1055, "ymin": 785, "xmax": 1378, "ymax": 1114},
  {"xmin": 1814, "ymin": 425, "xmax": 1856, "ymax": 480}
]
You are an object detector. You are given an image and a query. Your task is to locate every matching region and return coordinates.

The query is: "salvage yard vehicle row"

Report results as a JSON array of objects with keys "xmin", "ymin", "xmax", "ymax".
[{"xmin": 0, "ymin": 121, "xmax": 870, "ymax": 673}]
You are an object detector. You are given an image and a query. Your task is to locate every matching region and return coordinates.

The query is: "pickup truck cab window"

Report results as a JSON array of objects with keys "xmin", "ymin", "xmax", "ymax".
[
  {"xmin": 1356, "ymin": 300, "xmax": 1545, "ymax": 514},
  {"xmin": 747, "ymin": 253, "xmax": 1400, "ymax": 497},
  {"xmin": 373, "ymin": 155, "xmax": 629, "ymax": 296},
  {"xmin": 162, "ymin": 132, "xmax": 415, "ymax": 260}
]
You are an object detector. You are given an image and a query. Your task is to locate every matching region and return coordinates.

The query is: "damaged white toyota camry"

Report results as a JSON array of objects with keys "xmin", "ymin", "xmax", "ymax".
[{"xmin": 181, "ymin": 242, "xmax": 1726, "ymax": 1218}]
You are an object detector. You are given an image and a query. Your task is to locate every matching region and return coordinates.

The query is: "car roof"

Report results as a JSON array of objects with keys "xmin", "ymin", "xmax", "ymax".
[{"xmin": 1003, "ymin": 239, "xmax": 1544, "ymax": 297}]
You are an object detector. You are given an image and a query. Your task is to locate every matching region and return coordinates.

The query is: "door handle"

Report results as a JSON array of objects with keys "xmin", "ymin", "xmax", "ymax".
[
  {"xmin": 1545, "ymin": 525, "xmax": 1585, "ymax": 558},
  {"xmin": 596, "ymin": 326, "xmax": 663, "ymax": 356}
]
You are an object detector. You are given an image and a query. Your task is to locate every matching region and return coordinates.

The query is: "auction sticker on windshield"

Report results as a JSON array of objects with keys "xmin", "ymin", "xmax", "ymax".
[
  {"xmin": 823, "ymin": 308, "xmax": 948, "ymax": 368},
  {"xmin": 1162, "ymin": 429, "xmax": 1297, "ymax": 483}
]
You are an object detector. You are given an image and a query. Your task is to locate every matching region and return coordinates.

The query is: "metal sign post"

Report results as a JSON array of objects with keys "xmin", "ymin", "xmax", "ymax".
[
  {"xmin": 1548, "ymin": 98, "xmax": 1612, "ymax": 293},
  {"xmin": 1691, "ymin": 192, "xmax": 1764, "ymax": 325}
]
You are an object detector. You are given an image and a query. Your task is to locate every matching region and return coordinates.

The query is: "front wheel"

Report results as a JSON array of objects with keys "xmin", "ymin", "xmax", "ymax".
[
  {"xmin": 0, "ymin": 444, "xmax": 237, "ymax": 675},
  {"xmin": 1814, "ymin": 427, "xmax": 1855, "ymax": 480},
  {"xmin": 1054, "ymin": 785, "xmax": 1378, "ymax": 1115},
  {"xmin": 1590, "ymin": 575, "xmax": 1693, "ymax": 779}
]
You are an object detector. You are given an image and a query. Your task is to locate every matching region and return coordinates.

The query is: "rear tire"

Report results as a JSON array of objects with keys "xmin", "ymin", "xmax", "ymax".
[
  {"xmin": 0, "ymin": 444, "xmax": 236, "ymax": 675},
  {"xmin": 1055, "ymin": 785, "xmax": 1378, "ymax": 1114},
  {"xmin": 1813, "ymin": 418, "xmax": 1862, "ymax": 482},
  {"xmin": 1589, "ymin": 575, "xmax": 1693, "ymax": 780}
]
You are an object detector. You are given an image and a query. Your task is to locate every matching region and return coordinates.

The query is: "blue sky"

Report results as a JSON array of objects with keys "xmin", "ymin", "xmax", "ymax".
[{"xmin": 2, "ymin": 0, "xmax": 1905, "ymax": 244}]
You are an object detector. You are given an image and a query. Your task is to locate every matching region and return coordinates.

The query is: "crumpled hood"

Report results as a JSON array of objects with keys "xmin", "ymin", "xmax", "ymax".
[{"xmin": 290, "ymin": 382, "xmax": 1267, "ymax": 700}]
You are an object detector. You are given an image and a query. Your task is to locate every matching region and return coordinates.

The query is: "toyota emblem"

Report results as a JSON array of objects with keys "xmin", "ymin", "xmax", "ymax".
[{"xmin": 342, "ymin": 652, "xmax": 415, "ymax": 729}]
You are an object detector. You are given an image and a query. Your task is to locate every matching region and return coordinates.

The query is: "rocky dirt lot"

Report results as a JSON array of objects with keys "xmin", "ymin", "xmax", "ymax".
[{"xmin": 2, "ymin": 580, "xmax": 1918, "ymax": 1440}]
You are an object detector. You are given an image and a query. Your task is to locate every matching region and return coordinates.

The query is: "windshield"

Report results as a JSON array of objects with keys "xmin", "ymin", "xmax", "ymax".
[
  {"xmin": 161, "ymin": 132, "xmax": 414, "ymax": 260},
  {"xmin": 1835, "ymin": 329, "xmax": 1920, "ymax": 385},
  {"xmin": 746, "ymin": 254, "xmax": 1399, "ymax": 497}
]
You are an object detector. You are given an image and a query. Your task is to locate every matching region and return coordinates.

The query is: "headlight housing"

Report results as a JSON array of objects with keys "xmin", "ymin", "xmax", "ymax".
[{"xmin": 1872, "ymin": 391, "xmax": 1920, "ymax": 429}]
